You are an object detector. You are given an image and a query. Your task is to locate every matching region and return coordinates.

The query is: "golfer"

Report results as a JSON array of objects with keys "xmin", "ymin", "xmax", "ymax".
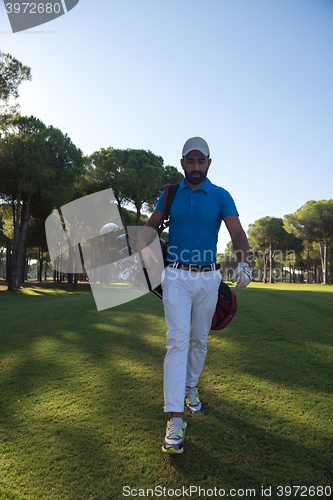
[{"xmin": 137, "ymin": 137, "xmax": 251, "ymax": 453}]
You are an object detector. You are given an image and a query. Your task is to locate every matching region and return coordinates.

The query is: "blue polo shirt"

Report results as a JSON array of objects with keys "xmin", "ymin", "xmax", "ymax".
[{"xmin": 156, "ymin": 178, "xmax": 238, "ymax": 265}]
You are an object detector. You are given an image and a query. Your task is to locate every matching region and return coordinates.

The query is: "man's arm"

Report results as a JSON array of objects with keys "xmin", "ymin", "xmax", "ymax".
[
  {"xmin": 224, "ymin": 215, "xmax": 250, "ymax": 263},
  {"xmin": 223, "ymin": 215, "xmax": 251, "ymax": 289},
  {"xmin": 136, "ymin": 208, "xmax": 164, "ymax": 264}
]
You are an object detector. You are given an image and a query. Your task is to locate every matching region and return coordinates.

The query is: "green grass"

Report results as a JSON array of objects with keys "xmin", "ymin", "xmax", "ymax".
[{"xmin": 0, "ymin": 281, "xmax": 332, "ymax": 499}]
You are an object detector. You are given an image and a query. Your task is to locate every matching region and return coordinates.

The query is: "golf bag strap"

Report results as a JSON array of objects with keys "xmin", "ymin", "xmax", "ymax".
[
  {"xmin": 158, "ymin": 183, "xmax": 179, "ymax": 236},
  {"xmin": 163, "ymin": 183, "xmax": 179, "ymax": 217}
]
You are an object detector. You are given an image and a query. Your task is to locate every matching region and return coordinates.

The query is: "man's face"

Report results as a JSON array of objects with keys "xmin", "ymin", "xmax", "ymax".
[{"xmin": 181, "ymin": 150, "xmax": 211, "ymax": 186}]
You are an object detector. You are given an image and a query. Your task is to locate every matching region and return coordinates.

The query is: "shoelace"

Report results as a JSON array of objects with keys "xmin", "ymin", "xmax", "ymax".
[
  {"xmin": 168, "ymin": 419, "xmax": 184, "ymax": 437},
  {"xmin": 186, "ymin": 388, "xmax": 199, "ymax": 405}
]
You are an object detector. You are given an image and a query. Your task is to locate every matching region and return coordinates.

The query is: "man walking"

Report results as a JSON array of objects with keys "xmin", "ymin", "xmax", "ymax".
[{"xmin": 137, "ymin": 137, "xmax": 251, "ymax": 453}]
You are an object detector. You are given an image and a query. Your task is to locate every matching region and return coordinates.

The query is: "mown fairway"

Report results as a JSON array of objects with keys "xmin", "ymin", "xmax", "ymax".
[{"xmin": 0, "ymin": 282, "xmax": 332, "ymax": 500}]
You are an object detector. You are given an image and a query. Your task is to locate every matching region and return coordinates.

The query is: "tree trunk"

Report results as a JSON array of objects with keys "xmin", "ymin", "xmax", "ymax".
[
  {"xmin": 263, "ymin": 255, "xmax": 268, "ymax": 283},
  {"xmin": 15, "ymin": 197, "xmax": 32, "ymax": 288},
  {"xmin": 25, "ymin": 258, "xmax": 29, "ymax": 281},
  {"xmin": 136, "ymin": 206, "xmax": 141, "ymax": 227},
  {"xmin": 113, "ymin": 190, "xmax": 126, "ymax": 230},
  {"xmin": 322, "ymin": 238, "xmax": 327, "ymax": 284},
  {"xmin": 317, "ymin": 238, "xmax": 327, "ymax": 284},
  {"xmin": 6, "ymin": 238, "xmax": 11, "ymax": 281},
  {"xmin": 39, "ymin": 245, "xmax": 44, "ymax": 282},
  {"xmin": 0, "ymin": 249, "xmax": 3, "ymax": 279},
  {"xmin": 269, "ymin": 243, "xmax": 274, "ymax": 283},
  {"xmin": 117, "ymin": 202, "xmax": 126, "ymax": 229},
  {"xmin": 20, "ymin": 234, "xmax": 28, "ymax": 284},
  {"xmin": 7, "ymin": 195, "xmax": 22, "ymax": 290}
]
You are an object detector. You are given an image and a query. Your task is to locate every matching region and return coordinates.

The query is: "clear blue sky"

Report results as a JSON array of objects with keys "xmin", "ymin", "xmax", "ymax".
[{"xmin": 1, "ymin": 0, "xmax": 332, "ymax": 252}]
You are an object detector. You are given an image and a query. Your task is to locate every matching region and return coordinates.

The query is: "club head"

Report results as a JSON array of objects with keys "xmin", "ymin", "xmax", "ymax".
[
  {"xmin": 133, "ymin": 261, "xmax": 142, "ymax": 273},
  {"xmin": 119, "ymin": 246, "xmax": 131, "ymax": 258},
  {"xmin": 116, "ymin": 234, "xmax": 127, "ymax": 242},
  {"xmin": 114, "ymin": 259, "xmax": 129, "ymax": 271},
  {"xmin": 100, "ymin": 223, "xmax": 120, "ymax": 235},
  {"xmin": 129, "ymin": 268, "xmax": 140, "ymax": 278},
  {"xmin": 118, "ymin": 269, "xmax": 131, "ymax": 282}
]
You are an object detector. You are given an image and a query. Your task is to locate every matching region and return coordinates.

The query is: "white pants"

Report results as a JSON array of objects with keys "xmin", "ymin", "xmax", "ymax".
[{"xmin": 161, "ymin": 267, "xmax": 221, "ymax": 413}]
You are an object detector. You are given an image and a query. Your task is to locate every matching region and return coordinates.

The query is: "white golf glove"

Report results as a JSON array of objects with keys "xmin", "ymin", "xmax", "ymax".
[{"xmin": 234, "ymin": 262, "xmax": 252, "ymax": 290}]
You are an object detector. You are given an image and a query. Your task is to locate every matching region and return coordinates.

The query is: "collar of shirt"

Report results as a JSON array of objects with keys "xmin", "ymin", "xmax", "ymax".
[{"xmin": 179, "ymin": 177, "xmax": 211, "ymax": 194}]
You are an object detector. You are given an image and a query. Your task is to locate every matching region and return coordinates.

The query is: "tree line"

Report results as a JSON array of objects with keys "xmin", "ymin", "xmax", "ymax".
[
  {"xmin": 217, "ymin": 201, "xmax": 333, "ymax": 284},
  {"xmin": 0, "ymin": 52, "xmax": 183, "ymax": 290},
  {"xmin": 1, "ymin": 51, "xmax": 332, "ymax": 288}
]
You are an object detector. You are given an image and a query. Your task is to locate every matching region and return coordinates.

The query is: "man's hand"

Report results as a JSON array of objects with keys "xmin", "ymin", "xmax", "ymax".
[
  {"xmin": 233, "ymin": 262, "xmax": 252, "ymax": 290},
  {"xmin": 136, "ymin": 244, "xmax": 158, "ymax": 267},
  {"xmin": 135, "ymin": 209, "xmax": 163, "ymax": 268}
]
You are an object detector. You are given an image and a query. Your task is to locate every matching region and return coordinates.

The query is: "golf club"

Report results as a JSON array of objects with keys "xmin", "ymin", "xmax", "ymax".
[
  {"xmin": 118, "ymin": 269, "xmax": 131, "ymax": 282},
  {"xmin": 114, "ymin": 258, "xmax": 130, "ymax": 271},
  {"xmin": 100, "ymin": 222, "xmax": 121, "ymax": 235},
  {"xmin": 116, "ymin": 232, "xmax": 138, "ymax": 243},
  {"xmin": 100, "ymin": 222, "xmax": 138, "ymax": 243},
  {"xmin": 119, "ymin": 246, "xmax": 132, "ymax": 258}
]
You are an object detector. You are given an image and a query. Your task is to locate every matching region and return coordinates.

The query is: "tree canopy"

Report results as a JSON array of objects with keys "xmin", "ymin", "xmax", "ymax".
[
  {"xmin": 1, "ymin": 51, "xmax": 332, "ymax": 288},
  {"xmin": 0, "ymin": 51, "xmax": 31, "ymax": 126},
  {"xmin": 0, "ymin": 115, "xmax": 83, "ymax": 290},
  {"xmin": 284, "ymin": 200, "xmax": 333, "ymax": 283},
  {"xmin": 247, "ymin": 216, "xmax": 303, "ymax": 283},
  {"xmin": 80, "ymin": 147, "xmax": 183, "ymax": 226}
]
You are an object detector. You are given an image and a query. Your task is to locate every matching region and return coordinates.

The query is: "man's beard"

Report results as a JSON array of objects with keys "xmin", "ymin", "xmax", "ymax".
[{"xmin": 185, "ymin": 167, "xmax": 209, "ymax": 185}]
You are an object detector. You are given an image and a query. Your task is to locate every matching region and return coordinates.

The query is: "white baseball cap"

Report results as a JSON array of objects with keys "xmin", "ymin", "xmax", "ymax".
[{"xmin": 182, "ymin": 137, "xmax": 210, "ymax": 157}]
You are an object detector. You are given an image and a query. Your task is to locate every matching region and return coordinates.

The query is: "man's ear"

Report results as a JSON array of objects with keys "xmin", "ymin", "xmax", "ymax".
[{"xmin": 180, "ymin": 158, "xmax": 184, "ymax": 170}]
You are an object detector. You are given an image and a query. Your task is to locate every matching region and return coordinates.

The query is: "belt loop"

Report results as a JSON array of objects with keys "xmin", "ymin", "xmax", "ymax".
[
  {"xmin": 173, "ymin": 262, "xmax": 178, "ymax": 269},
  {"xmin": 211, "ymin": 263, "xmax": 215, "ymax": 271}
]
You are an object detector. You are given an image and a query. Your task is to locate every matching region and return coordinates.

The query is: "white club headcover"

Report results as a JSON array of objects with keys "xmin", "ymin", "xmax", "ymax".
[{"xmin": 234, "ymin": 262, "xmax": 252, "ymax": 290}]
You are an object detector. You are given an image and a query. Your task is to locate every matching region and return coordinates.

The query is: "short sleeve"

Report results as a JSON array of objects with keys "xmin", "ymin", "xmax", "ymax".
[
  {"xmin": 156, "ymin": 191, "xmax": 165, "ymax": 213},
  {"xmin": 220, "ymin": 189, "xmax": 239, "ymax": 219}
]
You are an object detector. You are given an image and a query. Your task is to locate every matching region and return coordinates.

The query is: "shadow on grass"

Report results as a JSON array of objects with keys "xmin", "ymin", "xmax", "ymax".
[
  {"xmin": 2, "ymin": 356, "xmax": 332, "ymax": 498},
  {"xmin": 1, "ymin": 283, "xmax": 333, "ymax": 498},
  {"xmin": 165, "ymin": 406, "xmax": 333, "ymax": 494},
  {"xmin": 209, "ymin": 287, "xmax": 333, "ymax": 394}
]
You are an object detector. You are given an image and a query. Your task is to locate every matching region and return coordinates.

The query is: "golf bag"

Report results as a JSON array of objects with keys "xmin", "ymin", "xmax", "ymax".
[
  {"xmin": 158, "ymin": 183, "xmax": 180, "ymax": 261},
  {"xmin": 149, "ymin": 183, "xmax": 237, "ymax": 331},
  {"xmin": 211, "ymin": 281, "xmax": 237, "ymax": 330},
  {"xmin": 148, "ymin": 183, "xmax": 179, "ymax": 298}
]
